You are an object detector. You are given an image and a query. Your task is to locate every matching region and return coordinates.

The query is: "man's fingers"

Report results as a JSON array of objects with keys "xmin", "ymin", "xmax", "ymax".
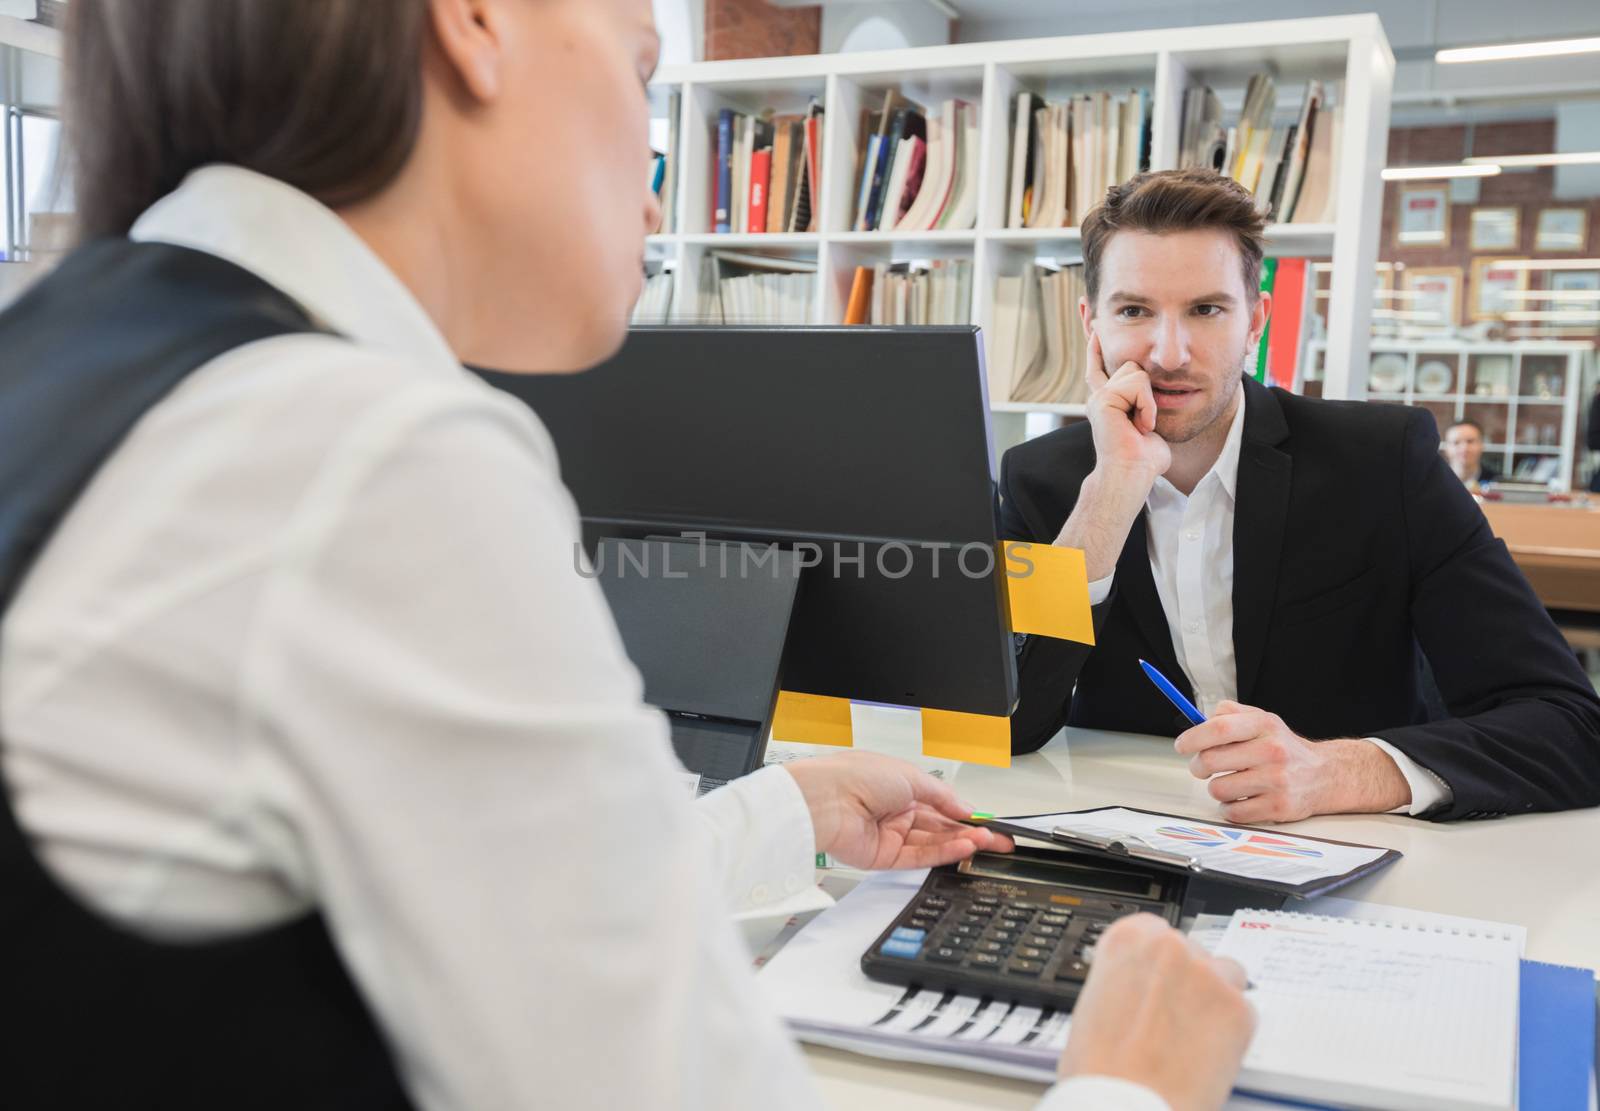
[
  {"xmin": 1221, "ymin": 796, "xmax": 1282, "ymax": 824},
  {"xmin": 1131, "ymin": 370, "xmax": 1158, "ymax": 435},
  {"xmin": 1210, "ymin": 955, "xmax": 1250, "ymax": 992},
  {"xmin": 1188, "ymin": 737, "xmax": 1273, "ymax": 778},
  {"xmin": 1174, "ymin": 712, "xmax": 1269, "ymax": 755},
  {"xmin": 1207, "ymin": 768, "xmax": 1275, "ymax": 803},
  {"xmin": 907, "ymin": 771, "xmax": 977, "ymax": 825},
  {"xmin": 1085, "ymin": 331, "xmax": 1109, "ymax": 391}
]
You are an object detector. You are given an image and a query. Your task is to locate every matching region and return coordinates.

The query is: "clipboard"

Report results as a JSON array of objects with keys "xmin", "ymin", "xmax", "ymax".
[{"xmin": 969, "ymin": 805, "xmax": 1403, "ymax": 899}]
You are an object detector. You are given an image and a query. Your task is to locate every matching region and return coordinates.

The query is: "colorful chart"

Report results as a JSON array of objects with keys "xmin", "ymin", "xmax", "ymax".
[{"xmin": 1155, "ymin": 824, "xmax": 1324, "ymax": 860}]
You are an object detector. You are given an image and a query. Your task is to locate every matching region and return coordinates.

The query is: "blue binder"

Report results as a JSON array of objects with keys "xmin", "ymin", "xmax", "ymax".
[{"xmin": 1519, "ymin": 959, "xmax": 1597, "ymax": 1111}]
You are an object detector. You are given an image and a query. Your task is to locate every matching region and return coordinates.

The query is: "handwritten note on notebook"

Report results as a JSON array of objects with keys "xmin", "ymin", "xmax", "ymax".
[{"xmin": 1216, "ymin": 910, "xmax": 1519, "ymax": 1111}]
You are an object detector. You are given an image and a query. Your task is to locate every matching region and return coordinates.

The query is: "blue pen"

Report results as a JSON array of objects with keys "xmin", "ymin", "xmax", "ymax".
[{"xmin": 1138, "ymin": 659, "xmax": 1207, "ymax": 726}]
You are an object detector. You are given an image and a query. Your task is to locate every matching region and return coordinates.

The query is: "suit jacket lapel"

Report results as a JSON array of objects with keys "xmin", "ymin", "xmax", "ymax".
[
  {"xmin": 1116, "ymin": 509, "xmax": 1189, "ymax": 692},
  {"xmin": 1232, "ymin": 376, "xmax": 1293, "ymax": 704}
]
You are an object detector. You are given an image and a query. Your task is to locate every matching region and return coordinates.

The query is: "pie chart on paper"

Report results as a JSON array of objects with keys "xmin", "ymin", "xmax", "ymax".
[{"xmin": 1155, "ymin": 824, "xmax": 1325, "ymax": 860}]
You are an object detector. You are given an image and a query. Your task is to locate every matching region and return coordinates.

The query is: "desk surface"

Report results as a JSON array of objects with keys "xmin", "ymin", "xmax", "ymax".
[{"xmin": 798, "ymin": 723, "xmax": 1600, "ymax": 1110}]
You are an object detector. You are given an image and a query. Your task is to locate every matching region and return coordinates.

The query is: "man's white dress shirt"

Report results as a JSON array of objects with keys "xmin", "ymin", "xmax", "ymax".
[
  {"xmin": 0, "ymin": 166, "xmax": 1160, "ymax": 1110},
  {"xmin": 1085, "ymin": 396, "xmax": 1451, "ymax": 815}
]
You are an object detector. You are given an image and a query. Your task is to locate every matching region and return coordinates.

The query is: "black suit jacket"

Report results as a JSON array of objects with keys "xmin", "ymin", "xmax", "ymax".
[{"xmin": 1000, "ymin": 375, "xmax": 1600, "ymax": 821}]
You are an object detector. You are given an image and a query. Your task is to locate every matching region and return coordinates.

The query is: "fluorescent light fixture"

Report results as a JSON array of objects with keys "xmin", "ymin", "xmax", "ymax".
[
  {"xmin": 1372, "ymin": 309, "xmax": 1445, "ymax": 321},
  {"xmin": 1504, "ymin": 310, "xmax": 1600, "ymax": 322},
  {"xmin": 1381, "ymin": 164, "xmax": 1500, "ymax": 181},
  {"xmin": 1489, "ymin": 258, "xmax": 1600, "ymax": 271},
  {"xmin": 1463, "ymin": 151, "xmax": 1600, "ymax": 167},
  {"xmin": 1501, "ymin": 289, "xmax": 1600, "ymax": 302},
  {"xmin": 1436, "ymin": 36, "xmax": 1600, "ymax": 64}
]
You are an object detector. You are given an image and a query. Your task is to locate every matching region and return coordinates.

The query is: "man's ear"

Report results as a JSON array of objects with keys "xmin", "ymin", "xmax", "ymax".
[
  {"xmin": 1250, "ymin": 289, "xmax": 1273, "ymax": 346},
  {"xmin": 427, "ymin": 0, "xmax": 506, "ymax": 102},
  {"xmin": 1078, "ymin": 294, "xmax": 1092, "ymax": 340}
]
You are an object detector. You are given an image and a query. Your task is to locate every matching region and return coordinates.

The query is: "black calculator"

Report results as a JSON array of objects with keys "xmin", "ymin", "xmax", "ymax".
[{"xmin": 860, "ymin": 845, "xmax": 1185, "ymax": 1010}]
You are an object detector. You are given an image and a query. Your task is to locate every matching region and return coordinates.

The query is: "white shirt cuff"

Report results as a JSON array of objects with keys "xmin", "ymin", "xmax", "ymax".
[
  {"xmin": 695, "ymin": 764, "xmax": 818, "ymax": 913},
  {"xmin": 1087, "ymin": 572, "xmax": 1116, "ymax": 607},
  {"xmin": 1367, "ymin": 737, "xmax": 1452, "ymax": 816},
  {"xmin": 1038, "ymin": 1076, "xmax": 1171, "ymax": 1111}
]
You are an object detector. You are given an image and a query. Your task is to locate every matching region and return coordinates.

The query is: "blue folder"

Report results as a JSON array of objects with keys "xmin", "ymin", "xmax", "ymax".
[{"xmin": 1519, "ymin": 959, "xmax": 1596, "ymax": 1111}]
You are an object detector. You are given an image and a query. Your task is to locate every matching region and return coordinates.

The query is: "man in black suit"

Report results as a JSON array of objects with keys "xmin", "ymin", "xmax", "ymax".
[{"xmin": 1002, "ymin": 168, "xmax": 1600, "ymax": 822}]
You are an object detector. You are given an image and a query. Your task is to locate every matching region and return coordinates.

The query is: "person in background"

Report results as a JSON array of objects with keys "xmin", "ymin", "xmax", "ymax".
[
  {"xmin": 1443, "ymin": 419, "xmax": 1499, "ymax": 488},
  {"xmin": 0, "ymin": 2, "xmax": 1255, "ymax": 1109}
]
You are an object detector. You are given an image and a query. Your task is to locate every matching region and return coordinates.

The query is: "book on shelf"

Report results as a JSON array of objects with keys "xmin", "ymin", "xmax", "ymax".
[
  {"xmin": 843, "ymin": 266, "xmax": 875, "ymax": 325},
  {"xmin": 1179, "ymin": 78, "xmax": 1339, "ymax": 224},
  {"xmin": 989, "ymin": 263, "xmax": 1090, "ymax": 405},
  {"xmin": 1266, "ymin": 257, "xmax": 1308, "ymax": 390},
  {"xmin": 652, "ymin": 89, "xmax": 680, "ymax": 235},
  {"xmin": 713, "ymin": 101, "xmax": 824, "ymax": 236},
  {"xmin": 851, "ymin": 94, "xmax": 978, "ymax": 233},
  {"xmin": 852, "ymin": 259, "xmax": 972, "ymax": 326},
  {"xmin": 697, "ymin": 250, "xmax": 815, "ymax": 324},
  {"xmin": 1006, "ymin": 89, "xmax": 1150, "ymax": 229},
  {"xmin": 632, "ymin": 267, "xmax": 676, "ymax": 325}
]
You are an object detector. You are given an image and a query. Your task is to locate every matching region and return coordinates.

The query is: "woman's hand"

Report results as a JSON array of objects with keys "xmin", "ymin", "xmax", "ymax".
[{"xmin": 782, "ymin": 751, "xmax": 1013, "ymax": 870}]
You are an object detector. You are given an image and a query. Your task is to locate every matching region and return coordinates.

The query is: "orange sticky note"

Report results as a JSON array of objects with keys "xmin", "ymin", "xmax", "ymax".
[
  {"xmin": 1003, "ymin": 541, "xmax": 1094, "ymax": 645},
  {"xmin": 921, "ymin": 707, "xmax": 1011, "ymax": 767},
  {"xmin": 771, "ymin": 691, "xmax": 853, "ymax": 747}
]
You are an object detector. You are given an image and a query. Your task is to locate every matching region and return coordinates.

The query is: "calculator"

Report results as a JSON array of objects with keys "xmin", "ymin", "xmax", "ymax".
[{"xmin": 860, "ymin": 845, "xmax": 1185, "ymax": 1010}]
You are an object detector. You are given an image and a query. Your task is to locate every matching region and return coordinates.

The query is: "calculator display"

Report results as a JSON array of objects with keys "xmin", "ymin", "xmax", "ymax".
[{"xmin": 964, "ymin": 854, "xmax": 1161, "ymax": 898}]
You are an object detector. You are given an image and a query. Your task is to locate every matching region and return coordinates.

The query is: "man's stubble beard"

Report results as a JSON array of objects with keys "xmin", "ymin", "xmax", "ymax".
[{"xmin": 1154, "ymin": 342, "xmax": 1253, "ymax": 446}]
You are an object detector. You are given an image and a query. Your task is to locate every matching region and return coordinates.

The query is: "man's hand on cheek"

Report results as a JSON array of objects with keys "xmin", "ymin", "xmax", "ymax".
[{"xmin": 1173, "ymin": 702, "xmax": 1412, "ymax": 822}]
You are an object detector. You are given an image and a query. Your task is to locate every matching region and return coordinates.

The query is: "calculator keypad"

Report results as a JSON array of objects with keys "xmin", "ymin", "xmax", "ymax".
[{"xmin": 863, "ymin": 870, "xmax": 1178, "ymax": 1010}]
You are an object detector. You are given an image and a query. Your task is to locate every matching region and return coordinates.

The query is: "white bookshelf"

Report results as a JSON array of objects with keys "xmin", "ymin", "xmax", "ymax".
[
  {"xmin": 1308, "ymin": 338, "xmax": 1590, "ymax": 491},
  {"xmin": 647, "ymin": 16, "xmax": 1394, "ymax": 451}
]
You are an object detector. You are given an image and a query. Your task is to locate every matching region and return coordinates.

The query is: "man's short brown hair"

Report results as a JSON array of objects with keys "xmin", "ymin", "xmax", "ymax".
[{"xmin": 1080, "ymin": 168, "xmax": 1267, "ymax": 308}]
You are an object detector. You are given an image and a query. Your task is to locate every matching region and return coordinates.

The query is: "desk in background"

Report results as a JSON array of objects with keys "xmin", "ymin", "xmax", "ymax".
[
  {"xmin": 789, "ymin": 719, "xmax": 1600, "ymax": 1111},
  {"xmin": 1482, "ymin": 501, "xmax": 1600, "ymax": 614}
]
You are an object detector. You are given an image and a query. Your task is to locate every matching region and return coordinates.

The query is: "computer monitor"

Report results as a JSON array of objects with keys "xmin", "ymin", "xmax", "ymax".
[{"xmin": 474, "ymin": 325, "xmax": 1017, "ymax": 717}]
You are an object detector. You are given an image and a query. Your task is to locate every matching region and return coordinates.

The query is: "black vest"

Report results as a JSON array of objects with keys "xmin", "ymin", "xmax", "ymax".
[{"xmin": 0, "ymin": 241, "xmax": 417, "ymax": 1110}]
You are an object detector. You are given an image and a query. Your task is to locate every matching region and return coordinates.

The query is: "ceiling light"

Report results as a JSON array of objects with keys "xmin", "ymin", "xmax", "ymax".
[
  {"xmin": 1488, "ymin": 258, "xmax": 1600, "ymax": 271},
  {"xmin": 1381, "ymin": 164, "xmax": 1501, "ymax": 181},
  {"xmin": 1436, "ymin": 36, "xmax": 1600, "ymax": 64},
  {"xmin": 1503, "ymin": 310, "xmax": 1600, "ymax": 322},
  {"xmin": 1463, "ymin": 151, "xmax": 1600, "ymax": 167}
]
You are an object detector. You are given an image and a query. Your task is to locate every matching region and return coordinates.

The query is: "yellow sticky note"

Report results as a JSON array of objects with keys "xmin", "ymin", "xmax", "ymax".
[
  {"xmin": 1003, "ymin": 541, "xmax": 1094, "ymax": 645},
  {"xmin": 771, "ymin": 691, "xmax": 854, "ymax": 747},
  {"xmin": 921, "ymin": 707, "xmax": 1011, "ymax": 767}
]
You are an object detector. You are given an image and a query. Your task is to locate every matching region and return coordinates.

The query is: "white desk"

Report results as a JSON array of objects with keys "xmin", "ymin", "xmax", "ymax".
[{"xmin": 792, "ymin": 722, "xmax": 1600, "ymax": 1110}]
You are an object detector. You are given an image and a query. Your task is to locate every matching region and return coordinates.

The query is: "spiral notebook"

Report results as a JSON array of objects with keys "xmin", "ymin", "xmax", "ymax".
[{"xmin": 1215, "ymin": 909, "xmax": 1521, "ymax": 1111}]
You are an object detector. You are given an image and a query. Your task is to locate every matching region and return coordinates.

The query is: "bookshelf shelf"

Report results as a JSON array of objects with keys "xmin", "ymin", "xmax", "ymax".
[
  {"xmin": 680, "ymin": 233, "xmax": 822, "ymax": 249},
  {"xmin": 991, "ymin": 402, "xmax": 1088, "ymax": 416},
  {"xmin": 650, "ymin": 16, "xmax": 1394, "ymax": 459},
  {"xmin": 830, "ymin": 230, "xmax": 978, "ymax": 246}
]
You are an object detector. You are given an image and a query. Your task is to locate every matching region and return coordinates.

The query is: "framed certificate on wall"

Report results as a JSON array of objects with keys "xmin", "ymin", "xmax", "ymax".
[
  {"xmin": 1469, "ymin": 207, "xmax": 1519, "ymax": 252},
  {"xmin": 1535, "ymin": 208, "xmax": 1589, "ymax": 253},
  {"xmin": 1396, "ymin": 185, "xmax": 1450, "ymax": 248},
  {"xmin": 1402, "ymin": 266, "xmax": 1462, "ymax": 327},
  {"xmin": 1470, "ymin": 258, "xmax": 1528, "ymax": 320}
]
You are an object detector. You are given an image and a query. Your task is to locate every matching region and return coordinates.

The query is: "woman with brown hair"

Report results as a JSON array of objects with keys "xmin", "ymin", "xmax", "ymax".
[{"xmin": 0, "ymin": 2, "xmax": 1251, "ymax": 1108}]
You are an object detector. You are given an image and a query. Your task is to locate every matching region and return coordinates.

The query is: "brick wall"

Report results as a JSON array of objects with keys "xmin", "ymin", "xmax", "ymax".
[
  {"xmin": 705, "ymin": 0, "xmax": 821, "ymax": 61},
  {"xmin": 1382, "ymin": 120, "xmax": 1600, "ymax": 320}
]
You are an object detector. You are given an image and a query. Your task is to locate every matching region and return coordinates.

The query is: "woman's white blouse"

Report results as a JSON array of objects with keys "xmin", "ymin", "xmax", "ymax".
[{"xmin": 0, "ymin": 165, "xmax": 1157, "ymax": 1111}]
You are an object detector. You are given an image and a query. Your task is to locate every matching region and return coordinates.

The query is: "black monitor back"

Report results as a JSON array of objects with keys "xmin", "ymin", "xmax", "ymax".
[{"xmin": 476, "ymin": 326, "xmax": 1017, "ymax": 717}]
